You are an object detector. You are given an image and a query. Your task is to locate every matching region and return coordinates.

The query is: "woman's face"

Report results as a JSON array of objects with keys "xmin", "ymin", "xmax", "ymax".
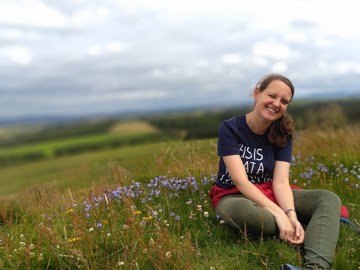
[{"xmin": 253, "ymin": 79, "xmax": 292, "ymax": 122}]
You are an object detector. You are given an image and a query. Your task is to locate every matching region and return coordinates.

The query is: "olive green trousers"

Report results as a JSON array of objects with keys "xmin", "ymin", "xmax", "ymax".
[{"xmin": 215, "ymin": 189, "xmax": 341, "ymax": 270}]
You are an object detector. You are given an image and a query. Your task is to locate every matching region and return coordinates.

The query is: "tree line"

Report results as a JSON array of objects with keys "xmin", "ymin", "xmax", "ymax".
[{"xmin": 147, "ymin": 98, "xmax": 360, "ymax": 140}]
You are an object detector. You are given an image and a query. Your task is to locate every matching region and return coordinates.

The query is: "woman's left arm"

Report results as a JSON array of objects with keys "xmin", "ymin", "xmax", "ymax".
[
  {"xmin": 273, "ymin": 161, "xmax": 305, "ymax": 245},
  {"xmin": 272, "ymin": 161, "xmax": 295, "ymax": 212}
]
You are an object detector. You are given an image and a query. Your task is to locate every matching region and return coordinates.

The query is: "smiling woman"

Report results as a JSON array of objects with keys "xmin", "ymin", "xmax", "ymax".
[
  {"xmin": 250, "ymin": 74, "xmax": 295, "ymax": 147},
  {"xmin": 209, "ymin": 74, "xmax": 343, "ymax": 270}
]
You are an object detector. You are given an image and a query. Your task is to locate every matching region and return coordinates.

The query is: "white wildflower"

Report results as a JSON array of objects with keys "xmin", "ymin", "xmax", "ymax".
[{"xmin": 149, "ymin": 237, "xmax": 155, "ymax": 246}]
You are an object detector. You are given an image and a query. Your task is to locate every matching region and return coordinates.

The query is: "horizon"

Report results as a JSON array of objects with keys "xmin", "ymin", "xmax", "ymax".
[{"xmin": 1, "ymin": 93, "xmax": 359, "ymax": 127}]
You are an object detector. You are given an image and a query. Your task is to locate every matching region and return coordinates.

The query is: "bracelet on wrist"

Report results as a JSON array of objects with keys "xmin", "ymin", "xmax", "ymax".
[{"xmin": 285, "ymin": 208, "xmax": 296, "ymax": 215}]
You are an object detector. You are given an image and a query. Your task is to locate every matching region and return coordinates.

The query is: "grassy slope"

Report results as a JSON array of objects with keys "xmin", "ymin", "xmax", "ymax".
[
  {"xmin": 0, "ymin": 122, "xmax": 158, "ymax": 158},
  {"xmin": 0, "ymin": 139, "xmax": 218, "ymax": 197},
  {"xmin": 1, "ymin": 125, "xmax": 359, "ymax": 198},
  {"xmin": 0, "ymin": 127, "xmax": 359, "ymax": 269}
]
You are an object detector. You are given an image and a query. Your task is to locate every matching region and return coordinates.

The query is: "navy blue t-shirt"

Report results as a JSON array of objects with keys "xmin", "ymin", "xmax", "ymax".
[{"xmin": 216, "ymin": 115, "xmax": 292, "ymax": 188}]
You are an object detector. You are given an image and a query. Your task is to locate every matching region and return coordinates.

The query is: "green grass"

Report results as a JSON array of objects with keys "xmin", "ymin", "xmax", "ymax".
[
  {"xmin": 0, "ymin": 124, "xmax": 164, "ymax": 167},
  {"xmin": 0, "ymin": 127, "xmax": 359, "ymax": 269},
  {"xmin": 0, "ymin": 141, "xmax": 166, "ymax": 197},
  {"xmin": 0, "ymin": 139, "xmax": 218, "ymax": 197},
  {"xmin": 0, "ymin": 132, "xmax": 158, "ymax": 157}
]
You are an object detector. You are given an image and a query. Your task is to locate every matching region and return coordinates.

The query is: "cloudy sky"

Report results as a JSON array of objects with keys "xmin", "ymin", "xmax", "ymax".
[{"xmin": 1, "ymin": 0, "xmax": 360, "ymax": 119}]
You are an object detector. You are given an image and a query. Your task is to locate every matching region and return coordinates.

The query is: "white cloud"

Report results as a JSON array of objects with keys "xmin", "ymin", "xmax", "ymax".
[
  {"xmin": 317, "ymin": 61, "xmax": 328, "ymax": 69},
  {"xmin": 221, "ymin": 54, "xmax": 242, "ymax": 65},
  {"xmin": 252, "ymin": 56, "xmax": 269, "ymax": 67},
  {"xmin": 0, "ymin": 28, "xmax": 22, "ymax": 40},
  {"xmin": 271, "ymin": 62, "xmax": 288, "ymax": 73},
  {"xmin": 195, "ymin": 59, "xmax": 209, "ymax": 68},
  {"xmin": 87, "ymin": 41, "xmax": 127, "ymax": 56},
  {"xmin": 251, "ymin": 40, "xmax": 292, "ymax": 60},
  {"xmin": 304, "ymin": 1, "xmax": 360, "ymax": 39},
  {"xmin": 336, "ymin": 61, "xmax": 360, "ymax": 74},
  {"xmin": 284, "ymin": 31, "xmax": 307, "ymax": 43},
  {"xmin": 0, "ymin": 0, "xmax": 67, "ymax": 28},
  {"xmin": 0, "ymin": 47, "xmax": 32, "ymax": 65},
  {"xmin": 87, "ymin": 45, "xmax": 103, "ymax": 56},
  {"xmin": 84, "ymin": 90, "xmax": 168, "ymax": 103},
  {"xmin": 71, "ymin": 6, "xmax": 109, "ymax": 27},
  {"xmin": 106, "ymin": 41, "xmax": 126, "ymax": 54},
  {"xmin": 115, "ymin": 0, "xmax": 249, "ymax": 21},
  {"xmin": 314, "ymin": 37, "xmax": 333, "ymax": 48}
]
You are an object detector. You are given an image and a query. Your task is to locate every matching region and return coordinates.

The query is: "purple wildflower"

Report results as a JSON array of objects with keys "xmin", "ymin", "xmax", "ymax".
[{"xmin": 202, "ymin": 177, "xmax": 210, "ymax": 186}]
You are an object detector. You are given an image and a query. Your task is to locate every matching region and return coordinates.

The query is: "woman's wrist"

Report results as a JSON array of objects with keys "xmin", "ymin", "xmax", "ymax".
[
  {"xmin": 285, "ymin": 208, "xmax": 296, "ymax": 215},
  {"xmin": 285, "ymin": 208, "xmax": 297, "ymax": 219}
]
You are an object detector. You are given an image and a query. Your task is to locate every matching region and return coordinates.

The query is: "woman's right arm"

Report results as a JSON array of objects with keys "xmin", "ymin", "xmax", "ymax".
[{"xmin": 223, "ymin": 155, "xmax": 296, "ymax": 242}]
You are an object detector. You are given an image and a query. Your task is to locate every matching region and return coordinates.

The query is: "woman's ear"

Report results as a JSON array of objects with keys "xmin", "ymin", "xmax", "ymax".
[{"xmin": 253, "ymin": 88, "xmax": 260, "ymax": 101}]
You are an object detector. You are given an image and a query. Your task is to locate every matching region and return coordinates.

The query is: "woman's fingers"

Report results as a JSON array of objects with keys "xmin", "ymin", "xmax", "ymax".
[
  {"xmin": 286, "ymin": 222, "xmax": 305, "ymax": 245},
  {"xmin": 279, "ymin": 226, "xmax": 295, "ymax": 241}
]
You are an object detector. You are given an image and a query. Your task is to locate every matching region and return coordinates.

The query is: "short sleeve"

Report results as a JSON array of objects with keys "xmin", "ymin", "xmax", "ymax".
[
  {"xmin": 217, "ymin": 122, "xmax": 240, "ymax": 156},
  {"xmin": 274, "ymin": 139, "xmax": 293, "ymax": 163}
]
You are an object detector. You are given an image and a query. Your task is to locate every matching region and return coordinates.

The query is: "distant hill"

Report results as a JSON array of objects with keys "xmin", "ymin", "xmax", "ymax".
[{"xmin": 2, "ymin": 91, "xmax": 359, "ymax": 127}]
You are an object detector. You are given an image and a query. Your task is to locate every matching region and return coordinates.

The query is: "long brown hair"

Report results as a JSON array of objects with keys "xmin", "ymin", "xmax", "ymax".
[{"xmin": 255, "ymin": 74, "xmax": 295, "ymax": 147}]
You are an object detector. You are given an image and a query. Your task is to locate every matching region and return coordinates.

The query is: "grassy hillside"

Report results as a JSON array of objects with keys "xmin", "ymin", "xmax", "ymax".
[
  {"xmin": 0, "ymin": 120, "xmax": 165, "ymax": 167},
  {"xmin": 0, "ymin": 126, "xmax": 359, "ymax": 269}
]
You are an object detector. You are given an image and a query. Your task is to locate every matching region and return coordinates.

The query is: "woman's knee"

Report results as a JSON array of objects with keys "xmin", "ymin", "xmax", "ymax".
[
  {"xmin": 216, "ymin": 196, "xmax": 255, "ymax": 219},
  {"xmin": 314, "ymin": 189, "xmax": 341, "ymax": 207},
  {"xmin": 215, "ymin": 196, "xmax": 277, "ymax": 236}
]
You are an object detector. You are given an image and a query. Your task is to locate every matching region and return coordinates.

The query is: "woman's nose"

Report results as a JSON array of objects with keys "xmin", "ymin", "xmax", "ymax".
[{"xmin": 272, "ymin": 99, "xmax": 281, "ymax": 107}]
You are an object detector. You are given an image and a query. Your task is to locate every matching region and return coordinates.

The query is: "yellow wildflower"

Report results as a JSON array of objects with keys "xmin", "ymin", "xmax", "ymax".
[
  {"xmin": 68, "ymin": 237, "xmax": 81, "ymax": 243},
  {"xmin": 65, "ymin": 208, "xmax": 74, "ymax": 215}
]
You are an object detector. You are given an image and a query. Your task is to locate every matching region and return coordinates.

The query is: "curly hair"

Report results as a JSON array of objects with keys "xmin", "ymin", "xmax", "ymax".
[{"xmin": 255, "ymin": 74, "xmax": 295, "ymax": 147}]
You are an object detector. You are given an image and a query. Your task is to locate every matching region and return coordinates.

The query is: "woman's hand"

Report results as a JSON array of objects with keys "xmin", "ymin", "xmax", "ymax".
[
  {"xmin": 275, "ymin": 212, "xmax": 304, "ymax": 245},
  {"xmin": 275, "ymin": 213, "xmax": 296, "ymax": 242},
  {"xmin": 287, "ymin": 215, "xmax": 305, "ymax": 245}
]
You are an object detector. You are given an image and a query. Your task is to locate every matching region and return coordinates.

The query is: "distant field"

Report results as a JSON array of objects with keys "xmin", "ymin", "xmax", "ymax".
[
  {"xmin": 0, "ymin": 132, "xmax": 156, "ymax": 158},
  {"xmin": 0, "ymin": 120, "xmax": 163, "ymax": 167},
  {"xmin": 109, "ymin": 120, "xmax": 158, "ymax": 134},
  {"xmin": 0, "ymin": 124, "xmax": 44, "ymax": 140}
]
